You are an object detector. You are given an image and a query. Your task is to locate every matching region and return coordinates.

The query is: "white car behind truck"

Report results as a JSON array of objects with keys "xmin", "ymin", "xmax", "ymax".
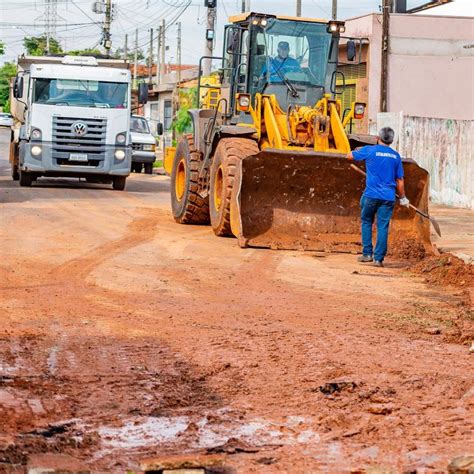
[
  {"xmin": 130, "ymin": 115, "xmax": 160, "ymax": 174},
  {"xmin": 9, "ymin": 55, "xmax": 148, "ymax": 190}
]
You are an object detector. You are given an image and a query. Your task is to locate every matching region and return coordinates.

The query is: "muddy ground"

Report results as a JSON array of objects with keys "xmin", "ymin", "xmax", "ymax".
[{"xmin": 0, "ymin": 129, "xmax": 472, "ymax": 473}]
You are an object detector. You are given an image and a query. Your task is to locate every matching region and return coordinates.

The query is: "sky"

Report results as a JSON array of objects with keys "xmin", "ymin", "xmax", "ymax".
[{"xmin": 1, "ymin": 0, "xmax": 473, "ymax": 66}]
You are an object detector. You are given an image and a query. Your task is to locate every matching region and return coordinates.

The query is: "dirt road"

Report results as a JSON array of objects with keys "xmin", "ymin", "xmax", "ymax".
[{"xmin": 0, "ymin": 128, "xmax": 472, "ymax": 472}]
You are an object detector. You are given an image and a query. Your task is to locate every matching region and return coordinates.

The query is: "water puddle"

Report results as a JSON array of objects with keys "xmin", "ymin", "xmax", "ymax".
[{"xmin": 96, "ymin": 411, "xmax": 320, "ymax": 453}]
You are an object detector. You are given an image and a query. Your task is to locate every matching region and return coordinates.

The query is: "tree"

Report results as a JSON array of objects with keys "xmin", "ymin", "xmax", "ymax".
[
  {"xmin": 113, "ymin": 47, "xmax": 145, "ymax": 61},
  {"xmin": 0, "ymin": 41, "xmax": 5, "ymax": 56},
  {"xmin": 171, "ymin": 87, "xmax": 197, "ymax": 135},
  {"xmin": 23, "ymin": 36, "xmax": 62, "ymax": 56},
  {"xmin": 67, "ymin": 48, "xmax": 103, "ymax": 57},
  {"xmin": 0, "ymin": 63, "xmax": 17, "ymax": 112}
]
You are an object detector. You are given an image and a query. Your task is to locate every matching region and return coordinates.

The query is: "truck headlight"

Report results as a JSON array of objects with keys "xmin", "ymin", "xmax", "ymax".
[
  {"xmin": 31, "ymin": 128, "xmax": 42, "ymax": 141},
  {"xmin": 116, "ymin": 132, "xmax": 127, "ymax": 144},
  {"xmin": 31, "ymin": 145, "xmax": 42, "ymax": 156},
  {"xmin": 143, "ymin": 144, "xmax": 156, "ymax": 151},
  {"xmin": 115, "ymin": 149, "xmax": 126, "ymax": 160}
]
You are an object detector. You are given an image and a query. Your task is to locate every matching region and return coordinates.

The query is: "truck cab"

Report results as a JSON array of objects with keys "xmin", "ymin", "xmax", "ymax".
[{"xmin": 10, "ymin": 55, "xmax": 147, "ymax": 190}]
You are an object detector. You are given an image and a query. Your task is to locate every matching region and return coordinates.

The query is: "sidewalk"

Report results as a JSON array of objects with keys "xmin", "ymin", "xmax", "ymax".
[{"xmin": 431, "ymin": 204, "xmax": 474, "ymax": 262}]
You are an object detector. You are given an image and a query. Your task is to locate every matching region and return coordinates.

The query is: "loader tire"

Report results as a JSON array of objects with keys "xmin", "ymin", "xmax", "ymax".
[
  {"xmin": 171, "ymin": 134, "xmax": 210, "ymax": 225},
  {"xmin": 10, "ymin": 140, "xmax": 19, "ymax": 181},
  {"xmin": 209, "ymin": 137, "xmax": 259, "ymax": 237}
]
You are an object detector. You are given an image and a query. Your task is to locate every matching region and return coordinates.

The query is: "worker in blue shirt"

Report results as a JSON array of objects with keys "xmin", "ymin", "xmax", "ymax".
[
  {"xmin": 260, "ymin": 41, "xmax": 302, "ymax": 84},
  {"xmin": 347, "ymin": 127, "xmax": 410, "ymax": 267}
]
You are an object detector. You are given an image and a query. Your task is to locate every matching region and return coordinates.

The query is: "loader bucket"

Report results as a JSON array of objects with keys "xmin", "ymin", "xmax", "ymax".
[{"xmin": 231, "ymin": 149, "xmax": 432, "ymax": 254}]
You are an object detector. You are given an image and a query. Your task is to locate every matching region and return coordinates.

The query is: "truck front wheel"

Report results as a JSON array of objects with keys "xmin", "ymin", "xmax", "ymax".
[
  {"xmin": 11, "ymin": 162, "xmax": 19, "ymax": 181},
  {"xmin": 19, "ymin": 170, "xmax": 33, "ymax": 187},
  {"xmin": 112, "ymin": 176, "xmax": 127, "ymax": 191}
]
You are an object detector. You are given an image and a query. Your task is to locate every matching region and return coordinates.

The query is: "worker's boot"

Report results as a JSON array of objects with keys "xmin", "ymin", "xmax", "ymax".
[
  {"xmin": 357, "ymin": 255, "xmax": 373, "ymax": 263},
  {"xmin": 374, "ymin": 260, "xmax": 384, "ymax": 267}
]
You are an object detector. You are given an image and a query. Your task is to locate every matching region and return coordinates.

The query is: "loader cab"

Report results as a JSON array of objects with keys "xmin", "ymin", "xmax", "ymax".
[{"xmin": 224, "ymin": 14, "xmax": 343, "ymax": 117}]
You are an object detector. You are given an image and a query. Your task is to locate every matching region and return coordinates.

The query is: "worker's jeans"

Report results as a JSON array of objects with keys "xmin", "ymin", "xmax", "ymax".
[{"xmin": 360, "ymin": 196, "xmax": 395, "ymax": 262}]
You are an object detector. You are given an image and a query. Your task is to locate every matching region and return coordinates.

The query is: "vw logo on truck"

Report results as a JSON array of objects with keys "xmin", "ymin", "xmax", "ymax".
[{"xmin": 71, "ymin": 121, "xmax": 88, "ymax": 137}]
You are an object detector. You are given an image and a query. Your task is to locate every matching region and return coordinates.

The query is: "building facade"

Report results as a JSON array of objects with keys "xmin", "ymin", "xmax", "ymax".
[{"xmin": 341, "ymin": 12, "xmax": 473, "ymax": 209}]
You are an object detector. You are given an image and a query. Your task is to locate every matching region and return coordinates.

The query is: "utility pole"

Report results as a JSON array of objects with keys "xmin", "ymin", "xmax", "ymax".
[
  {"xmin": 241, "ymin": 0, "xmax": 246, "ymax": 13},
  {"xmin": 156, "ymin": 24, "xmax": 161, "ymax": 85},
  {"xmin": 40, "ymin": 0, "xmax": 62, "ymax": 55},
  {"xmin": 161, "ymin": 19, "xmax": 166, "ymax": 81},
  {"xmin": 133, "ymin": 28, "xmax": 138, "ymax": 89},
  {"xmin": 296, "ymin": 0, "xmax": 301, "ymax": 17},
  {"xmin": 332, "ymin": 0, "xmax": 337, "ymax": 19},
  {"xmin": 124, "ymin": 33, "xmax": 128, "ymax": 60},
  {"xmin": 380, "ymin": 0, "xmax": 391, "ymax": 112},
  {"xmin": 177, "ymin": 22, "xmax": 182, "ymax": 85},
  {"xmin": 203, "ymin": 0, "xmax": 216, "ymax": 76},
  {"xmin": 148, "ymin": 28, "xmax": 154, "ymax": 84},
  {"xmin": 45, "ymin": 0, "xmax": 52, "ymax": 54},
  {"xmin": 103, "ymin": 0, "xmax": 112, "ymax": 57}
]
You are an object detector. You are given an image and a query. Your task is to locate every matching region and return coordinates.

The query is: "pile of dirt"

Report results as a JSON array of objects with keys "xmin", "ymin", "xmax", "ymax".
[
  {"xmin": 389, "ymin": 237, "xmax": 426, "ymax": 261},
  {"xmin": 412, "ymin": 253, "xmax": 474, "ymax": 289}
]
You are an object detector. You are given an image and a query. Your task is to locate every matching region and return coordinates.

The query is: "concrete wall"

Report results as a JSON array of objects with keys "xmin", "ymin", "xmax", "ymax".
[{"xmin": 401, "ymin": 116, "xmax": 473, "ymax": 209}]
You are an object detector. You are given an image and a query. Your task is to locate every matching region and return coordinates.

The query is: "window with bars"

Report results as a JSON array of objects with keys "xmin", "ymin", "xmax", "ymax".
[{"xmin": 164, "ymin": 100, "xmax": 172, "ymax": 131}]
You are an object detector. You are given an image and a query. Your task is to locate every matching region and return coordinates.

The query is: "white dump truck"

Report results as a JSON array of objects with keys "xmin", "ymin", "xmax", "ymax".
[{"xmin": 9, "ymin": 55, "xmax": 148, "ymax": 190}]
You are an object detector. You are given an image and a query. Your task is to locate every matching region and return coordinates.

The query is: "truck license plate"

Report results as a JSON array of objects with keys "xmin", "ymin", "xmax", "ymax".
[{"xmin": 69, "ymin": 153, "xmax": 88, "ymax": 162}]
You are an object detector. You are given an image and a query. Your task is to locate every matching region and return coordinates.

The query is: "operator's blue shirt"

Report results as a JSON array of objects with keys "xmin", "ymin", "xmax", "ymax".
[
  {"xmin": 352, "ymin": 144, "xmax": 404, "ymax": 201},
  {"xmin": 261, "ymin": 56, "xmax": 301, "ymax": 83}
]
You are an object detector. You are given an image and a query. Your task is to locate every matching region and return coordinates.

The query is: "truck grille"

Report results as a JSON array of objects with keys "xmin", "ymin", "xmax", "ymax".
[
  {"xmin": 52, "ymin": 116, "xmax": 107, "ymax": 163},
  {"xmin": 132, "ymin": 143, "xmax": 143, "ymax": 150}
]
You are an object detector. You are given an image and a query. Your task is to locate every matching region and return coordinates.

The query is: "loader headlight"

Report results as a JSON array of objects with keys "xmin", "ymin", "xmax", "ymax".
[
  {"xmin": 354, "ymin": 102, "xmax": 366, "ymax": 119},
  {"xmin": 115, "ymin": 149, "xmax": 126, "ymax": 160},
  {"xmin": 328, "ymin": 21, "xmax": 346, "ymax": 34},
  {"xmin": 31, "ymin": 145, "xmax": 42, "ymax": 156},
  {"xmin": 237, "ymin": 93, "xmax": 251, "ymax": 112}
]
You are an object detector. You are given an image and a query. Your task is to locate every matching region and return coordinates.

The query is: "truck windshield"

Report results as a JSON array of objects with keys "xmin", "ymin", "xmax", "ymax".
[
  {"xmin": 130, "ymin": 116, "xmax": 150, "ymax": 133},
  {"xmin": 249, "ymin": 19, "xmax": 332, "ymax": 95},
  {"xmin": 33, "ymin": 78, "xmax": 128, "ymax": 108}
]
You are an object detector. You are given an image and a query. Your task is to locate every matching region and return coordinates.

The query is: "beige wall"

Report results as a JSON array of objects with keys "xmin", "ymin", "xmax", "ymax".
[
  {"xmin": 388, "ymin": 14, "xmax": 474, "ymax": 121},
  {"xmin": 345, "ymin": 13, "xmax": 474, "ymax": 122},
  {"xmin": 344, "ymin": 14, "xmax": 382, "ymax": 131}
]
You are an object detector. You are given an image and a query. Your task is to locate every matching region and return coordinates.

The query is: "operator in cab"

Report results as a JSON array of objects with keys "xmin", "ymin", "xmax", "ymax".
[
  {"xmin": 260, "ymin": 41, "xmax": 302, "ymax": 83},
  {"xmin": 347, "ymin": 127, "xmax": 410, "ymax": 268}
]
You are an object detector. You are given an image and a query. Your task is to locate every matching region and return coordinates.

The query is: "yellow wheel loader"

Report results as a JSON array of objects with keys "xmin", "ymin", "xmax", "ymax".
[{"xmin": 165, "ymin": 13, "xmax": 432, "ymax": 253}]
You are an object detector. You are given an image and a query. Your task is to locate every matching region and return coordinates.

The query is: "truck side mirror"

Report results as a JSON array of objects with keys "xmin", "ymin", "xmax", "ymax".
[
  {"xmin": 14, "ymin": 76, "xmax": 24, "ymax": 99},
  {"xmin": 138, "ymin": 82, "xmax": 148, "ymax": 104},
  {"xmin": 156, "ymin": 122, "xmax": 163, "ymax": 135},
  {"xmin": 346, "ymin": 40, "xmax": 357, "ymax": 62}
]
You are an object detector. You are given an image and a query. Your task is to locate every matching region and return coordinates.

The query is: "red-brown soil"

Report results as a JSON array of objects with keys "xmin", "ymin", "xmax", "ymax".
[
  {"xmin": 413, "ymin": 253, "xmax": 474, "ymax": 289},
  {"xmin": 0, "ymin": 135, "xmax": 472, "ymax": 472}
]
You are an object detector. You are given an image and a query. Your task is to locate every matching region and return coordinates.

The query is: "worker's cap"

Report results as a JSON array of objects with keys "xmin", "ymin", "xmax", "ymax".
[{"xmin": 278, "ymin": 41, "xmax": 290, "ymax": 50}]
